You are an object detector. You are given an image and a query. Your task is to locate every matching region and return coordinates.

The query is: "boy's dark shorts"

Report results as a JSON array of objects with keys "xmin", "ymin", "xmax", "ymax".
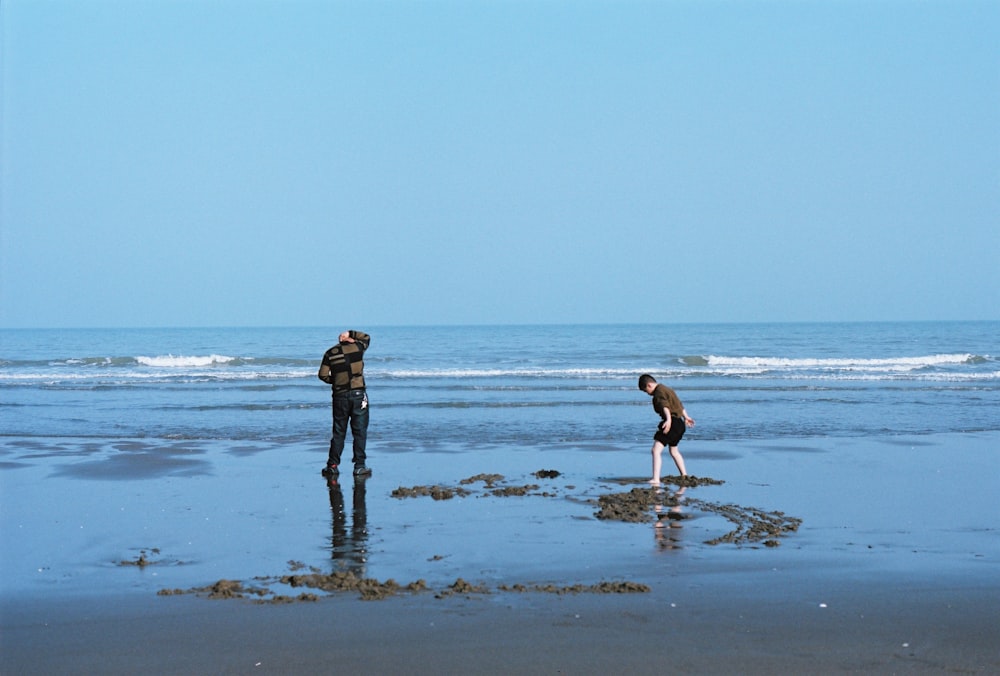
[{"xmin": 654, "ymin": 417, "xmax": 686, "ymax": 447}]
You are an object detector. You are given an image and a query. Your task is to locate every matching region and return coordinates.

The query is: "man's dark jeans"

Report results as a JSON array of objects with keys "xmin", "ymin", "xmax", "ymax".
[{"xmin": 329, "ymin": 389, "xmax": 368, "ymax": 467}]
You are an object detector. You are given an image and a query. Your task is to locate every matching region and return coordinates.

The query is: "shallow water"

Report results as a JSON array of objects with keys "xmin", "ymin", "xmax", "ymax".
[{"xmin": 2, "ymin": 431, "xmax": 997, "ymax": 603}]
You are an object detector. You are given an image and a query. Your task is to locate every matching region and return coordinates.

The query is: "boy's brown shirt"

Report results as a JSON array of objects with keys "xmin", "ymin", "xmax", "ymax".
[{"xmin": 651, "ymin": 383, "xmax": 684, "ymax": 420}]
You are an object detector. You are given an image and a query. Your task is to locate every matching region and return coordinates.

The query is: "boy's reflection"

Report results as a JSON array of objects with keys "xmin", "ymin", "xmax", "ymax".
[
  {"xmin": 653, "ymin": 486, "xmax": 686, "ymax": 551},
  {"xmin": 327, "ymin": 476, "xmax": 369, "ymax": 575}
]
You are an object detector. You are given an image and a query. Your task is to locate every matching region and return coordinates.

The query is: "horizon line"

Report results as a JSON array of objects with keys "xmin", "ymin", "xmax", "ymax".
[{"xmin": 2, "ymin": 318, "xmax": 997, "ymax": 331}]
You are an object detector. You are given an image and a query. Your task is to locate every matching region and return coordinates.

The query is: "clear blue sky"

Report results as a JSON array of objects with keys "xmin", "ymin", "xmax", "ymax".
[{"xmin": 2, "ymin": 0, "xmax": 998, "ymax": 328}]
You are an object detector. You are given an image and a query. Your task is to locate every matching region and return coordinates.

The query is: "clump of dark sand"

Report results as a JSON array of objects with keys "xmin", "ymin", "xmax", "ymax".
[
  {"xmin": 489, "ymin": 484, "xmax": 540, "ymax": 497},
  {"xmin": 595, "ymin": 483, "xmax": 802, "ymax": 546},
  {"xmin": 595, "ymin": 488, "xmax": 660, "ymax": 523},
  {"xmin": 434, "ymin": 577, "xmax": 491, "ymax": 598},
  {"xmin": 158, "ymin": 557, "xmax": 649, "ymax": 602},
  {"xmin": 160, "ymin": 568, "xmax": 427, "ymax": 603},
  {"xmin": 281, "ymin": 570, "xmax": 429, "ymax": 601},
  {"xmin": 593, "ymin": 480, "xmax": 724, "ymax": 523},
  {"xmin": 694, "ymin": 502, "xmax": 802, "ymax": 546},
  {"xmin": 160, "ymin": 571, "xmax": 648, "ymax": 603},
  {"xmin": 205, "ymin": 579, "xmax": 268, "ymax": 599},
  {"xmin": 673, "ymin": 475, "xmax": 724, "ymax": 488},
  {"xmin": 459, "ymin": 473, "xmax": 505, "ymax": 487},
  {"xmin": 393, "ymin": 471, "xmax": 562, "ymax": 501},
  {"xmin": 118, "ymin": 548, "xmax": 161, "ymax": 567},
  {"xmin": 156, "ymin": 579, "xmax": 270, "ymax": 600},
  {"xmin": 390, "ymin": 484, "xmax": 472, "ymax": 500},
  {"xmin": 498, "ymin": 581, "xmax": 650, "ymax": 594}
]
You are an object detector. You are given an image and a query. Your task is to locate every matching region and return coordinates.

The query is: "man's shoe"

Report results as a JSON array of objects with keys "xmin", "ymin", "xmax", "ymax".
[
  {"xmin": 321, "ymin": 464, "xmax": 340, "ymax": 477},
  {"xmin": 353, "ymin": 465, "xmax": 372, "ymax": 477}
]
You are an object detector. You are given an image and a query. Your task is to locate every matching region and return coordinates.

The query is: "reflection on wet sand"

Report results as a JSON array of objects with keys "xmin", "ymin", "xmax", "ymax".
[
  {"xmin": 328, "ymin": 476, "xmax": 368, "ymax": 576},
  {"xmin": 653, "ymin": 486, "xmax": 687, "ymax": 551}
]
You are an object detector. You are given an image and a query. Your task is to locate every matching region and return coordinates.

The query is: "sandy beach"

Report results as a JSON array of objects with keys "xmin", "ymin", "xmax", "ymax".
[{"xmin": 2, "ymin": 431, "xmax": 999, "ymax": 674}]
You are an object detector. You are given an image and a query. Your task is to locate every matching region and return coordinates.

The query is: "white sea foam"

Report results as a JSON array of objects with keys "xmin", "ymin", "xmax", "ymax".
[
  {"xmin": 377, "ymin": 354, "xmax": 987, "ymax": 381},
  {"xmin": 136, "ymin": 354, "xmax": 237, "ymax": 368},
  {"xmin": 704, "ymin": 353, "xmax": 976, "ymax": 371},
  {"xmin": 380, "ymin": 368, "xmax": 625, "ymax": 379}
]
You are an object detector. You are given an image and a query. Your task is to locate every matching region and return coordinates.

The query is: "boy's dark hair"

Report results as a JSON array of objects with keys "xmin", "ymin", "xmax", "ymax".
[{"xmin": 638, "ymin": 374, "xmax": 657, "ymax": 390}]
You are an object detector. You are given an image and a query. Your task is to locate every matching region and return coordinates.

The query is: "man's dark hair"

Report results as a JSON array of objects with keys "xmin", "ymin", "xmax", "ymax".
[{"xmin": 638, "ymin": 374, "xmax": 657, "ymax": 390}]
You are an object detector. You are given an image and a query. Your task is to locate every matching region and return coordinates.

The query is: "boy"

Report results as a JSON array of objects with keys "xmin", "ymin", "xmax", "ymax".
[{"xmin": 638, "ymin": 374, "xmax": 694, "ymax": 484}]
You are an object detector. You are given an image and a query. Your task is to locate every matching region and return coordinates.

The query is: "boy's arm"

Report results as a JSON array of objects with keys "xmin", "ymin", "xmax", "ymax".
[
  {"xmin": 656, "ymin": 394, "xmax": 672, "ymax": 431},
  {"xmin": 660, "ymin": 408, "xmax": 672, "ymax": 432}
]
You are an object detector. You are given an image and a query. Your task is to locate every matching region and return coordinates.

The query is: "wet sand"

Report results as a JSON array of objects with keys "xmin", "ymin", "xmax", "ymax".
[
  {"xmin": 3, "ymin": 577, "xmax": 998, "ymax": 674},
  {"xmin": 2, "ymin": 432, "xmax": 999, "ymax": 673}
]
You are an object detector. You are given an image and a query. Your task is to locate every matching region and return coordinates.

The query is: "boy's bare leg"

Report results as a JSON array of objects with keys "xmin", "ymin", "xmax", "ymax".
[
  {"xmin": 650, "ymin": 441, "xmax": 665, "ymax": 484},
  {"xmin": 669, "ymin": 445, "xmax": 687, "ymax": 476}
]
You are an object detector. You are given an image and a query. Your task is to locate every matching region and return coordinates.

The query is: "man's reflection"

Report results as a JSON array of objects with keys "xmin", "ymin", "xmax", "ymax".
[
  {"xmin": 653, "ymin": 486, "xmax": 686, "ymax": 551},
  {"xmin": 328, "ymin": 475, "xmax": 368, "ymax": 575}
]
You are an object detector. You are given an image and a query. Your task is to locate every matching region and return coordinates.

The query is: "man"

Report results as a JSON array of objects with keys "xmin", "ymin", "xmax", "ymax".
[
  {"xmin": 318, "ymin": 330, "xmax": 372, "ymax": 477},
  {"xmin": 638, "ymin": 373, "xmax": 694, "ymax": 484}
]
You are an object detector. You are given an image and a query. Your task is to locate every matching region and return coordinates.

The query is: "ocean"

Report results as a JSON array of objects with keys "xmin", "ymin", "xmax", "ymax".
[{"xmin": 2, "ymin": 322, "xmax": 997, "ymax": 449}]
